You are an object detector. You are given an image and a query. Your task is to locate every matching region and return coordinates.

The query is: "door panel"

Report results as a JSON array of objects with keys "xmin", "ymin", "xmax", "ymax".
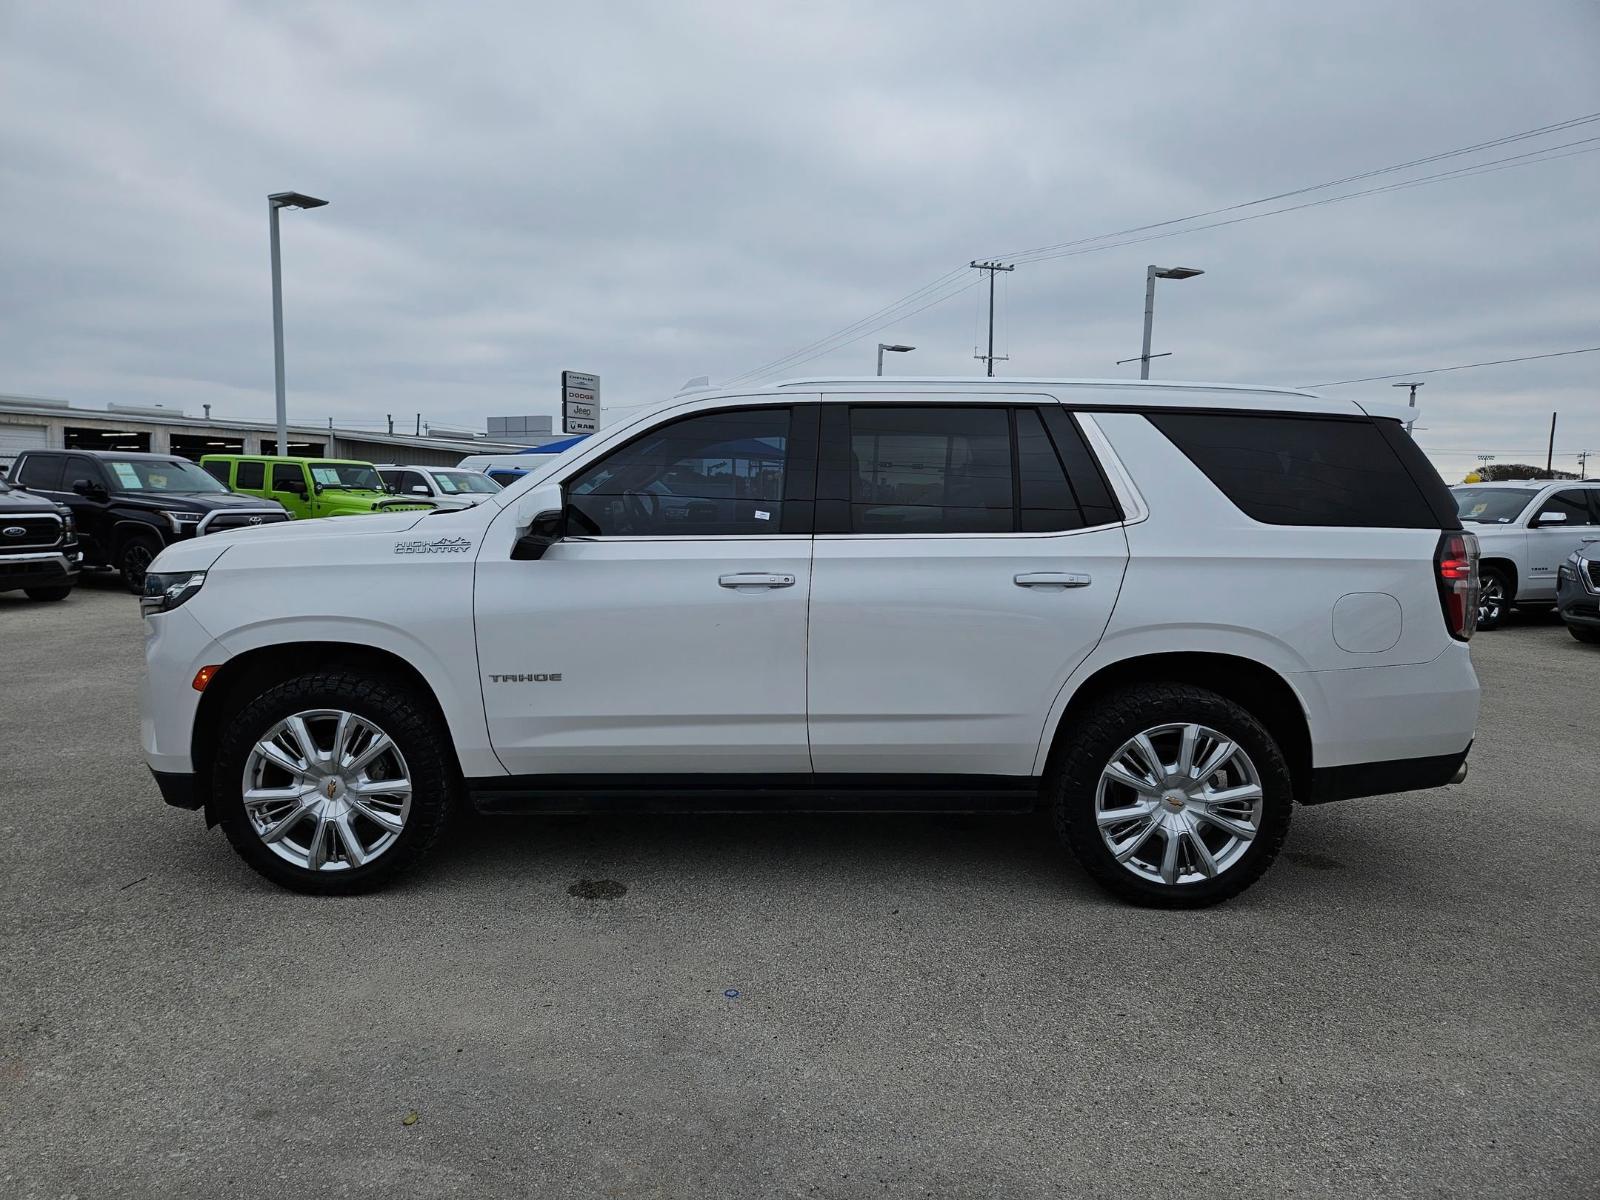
[
  {"xmin": 473, "ymin": 400, "xmax": 820, "ymax": 777},
  {"xmin": 805, "ymin": 395, "xmax": 1129, "ymax": 776},
  {"xmin": 1525, "ymin": 489, "xmax": 1600, "ymax": 600},
  {"xmin": 475, "ymin": 536, "xmax": 814, "ymax": 775},
  {"xmin": 807, "ymin": 528, "xmax": 1127, "ymax": 774}
]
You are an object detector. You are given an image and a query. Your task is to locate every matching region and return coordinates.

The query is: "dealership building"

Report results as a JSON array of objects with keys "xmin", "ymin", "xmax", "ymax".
[{"xmin": 0, "ymin": 393, "xmax": 562, "ymax": 474}]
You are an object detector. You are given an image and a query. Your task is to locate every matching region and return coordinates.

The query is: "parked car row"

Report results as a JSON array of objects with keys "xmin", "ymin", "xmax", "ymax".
[
  {"xmin": 1451, "ymin": 478, "xmax": 1600, "ymax": 644},
  {"xmin": 1, "ymin": 449, "xmax": 501, "ymax": 597}
]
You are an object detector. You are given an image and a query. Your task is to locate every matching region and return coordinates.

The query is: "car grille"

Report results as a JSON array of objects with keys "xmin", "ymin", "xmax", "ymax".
[
  {"xmin": 0, "ymin": 514, "xmax": 63, "ymax": 550},
  {"xmin": 0, "ymin": 557, "xmax": 68, "ymax": 578},
  {"xmin": 204, "ymin": 511, "xmax": 290, "ymax": 534},
  {"xmin": 1586, "ymin": 559, "xmax": 1600, "ymax": 590}
]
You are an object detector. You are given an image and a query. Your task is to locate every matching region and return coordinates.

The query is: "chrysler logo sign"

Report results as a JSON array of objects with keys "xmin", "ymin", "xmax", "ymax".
[{"xmin": 2, "ymin": 526, "xmax": 25, "ymax": 538}]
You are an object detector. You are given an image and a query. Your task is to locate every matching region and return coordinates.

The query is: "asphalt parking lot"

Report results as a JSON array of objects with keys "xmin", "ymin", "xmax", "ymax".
[{"xmin": 2, "ymin": 578, "xmax": 1596, "ymax": 1199}]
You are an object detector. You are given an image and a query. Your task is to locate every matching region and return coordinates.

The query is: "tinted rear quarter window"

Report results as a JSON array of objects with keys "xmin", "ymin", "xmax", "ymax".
[{"xmin": 1149, "ymin": 412, "xmax": 1448, "ymax": 529}]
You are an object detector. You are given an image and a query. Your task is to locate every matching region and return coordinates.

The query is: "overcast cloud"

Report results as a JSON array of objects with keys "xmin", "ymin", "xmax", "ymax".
[{"xmin": 1, "ymin": 0, "xmax": 1596, "ymax": 480}]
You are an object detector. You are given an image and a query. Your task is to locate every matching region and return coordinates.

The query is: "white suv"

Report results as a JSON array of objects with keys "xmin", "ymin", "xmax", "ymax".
[
  {"xmin": 140, "ymin": 378, "xmax": 1480, "ymax": 906},
  {"xmin": 1451, "ymin": 479, "xmax": 1600, "ymax": 628},
  {"xmin": 375, "ymin": 464, "xmax": 503, "ymax": 511}
]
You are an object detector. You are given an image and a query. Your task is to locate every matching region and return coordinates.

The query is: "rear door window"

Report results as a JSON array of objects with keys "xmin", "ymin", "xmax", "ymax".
[
  {"xmin": 849, "ymin": 407, "xmax": 1012, "ymax": 533},
  {"xmin": 202, "ymin": 461, "xmax": 232, "ymax": 485},
  {"xmin": 1148, "ymin": 412, "xmax": 1446, "ymax": 528},
  {"xmin": 15, "ymin": 455, "xmax": 63, "ymax": 491},
  {"xmin": 235, "ymin": 461, "xmax": 266, "ymax": 490}
]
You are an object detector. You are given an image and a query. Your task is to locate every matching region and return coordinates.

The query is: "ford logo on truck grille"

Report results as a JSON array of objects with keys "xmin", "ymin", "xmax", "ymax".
[{"xmin": 2, "ymin": 526, "xmax": 26, "ymax": 538}]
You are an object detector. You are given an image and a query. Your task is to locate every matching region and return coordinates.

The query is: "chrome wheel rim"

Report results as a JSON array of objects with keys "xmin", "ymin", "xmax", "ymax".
[
  {"xmin": 242, "ymin": 709, "xmax": 412, "ymax": 872},
  {"xmin": 1095, "ymin": 722, "xmax": 1263, "ymax": 886},
  {"xmin": 1478, "ymin": 577, "xmax": 1504, "ymax": 624}
]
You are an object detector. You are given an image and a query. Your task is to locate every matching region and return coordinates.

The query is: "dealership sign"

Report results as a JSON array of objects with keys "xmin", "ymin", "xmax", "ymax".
[{"xmin": 562, "ymin": 371, "xmax": 599, "ymax": 434}]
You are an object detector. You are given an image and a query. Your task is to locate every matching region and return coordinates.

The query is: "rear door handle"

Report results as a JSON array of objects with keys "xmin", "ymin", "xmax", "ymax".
[
  {"xmin": 1014, "ymin": 572, "xmax": 1091, "ymax": 589},
  {"xmin": 719, "ymin": 573, "xmax": 796, "ymax": 590}
]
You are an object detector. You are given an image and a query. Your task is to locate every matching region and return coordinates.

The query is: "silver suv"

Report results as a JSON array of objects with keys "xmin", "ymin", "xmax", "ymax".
[{"xmin": 1451, "ymin": 480, "xmax": 1600, "ymax": 628}]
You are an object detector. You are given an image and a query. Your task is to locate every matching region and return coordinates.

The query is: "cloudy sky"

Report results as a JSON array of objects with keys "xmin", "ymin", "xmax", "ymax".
[{"xmin": 2, "ymin": 0, "xmax": 1597, "ymax": 480}]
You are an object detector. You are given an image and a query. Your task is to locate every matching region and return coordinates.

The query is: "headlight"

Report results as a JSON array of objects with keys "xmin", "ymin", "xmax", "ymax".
[
  {"xmin": 57, "ymin": 509, "xmax": 74, "ymax": 534},
  {"xmin": 140, "ymin": 570, "xmax": 207, "ymax": 616},
  {"xmin": 161, "ymin": 510, "xmax": 202, "ymax": 535}
]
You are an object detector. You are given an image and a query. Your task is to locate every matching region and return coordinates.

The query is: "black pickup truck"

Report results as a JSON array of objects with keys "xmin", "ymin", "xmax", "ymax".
[
  {"xmin": 8, "ymin": 449, "xmax": 289, "ymax": 592},
  {"xmin": 0, "ymin": 474, "xmax": 81, "ymax": 601}
]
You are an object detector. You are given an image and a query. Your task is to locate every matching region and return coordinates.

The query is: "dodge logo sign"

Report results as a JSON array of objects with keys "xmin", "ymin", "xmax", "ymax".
[{"xmin": 2, "ymin": 526, "xmax": 25, "ymax": 538}]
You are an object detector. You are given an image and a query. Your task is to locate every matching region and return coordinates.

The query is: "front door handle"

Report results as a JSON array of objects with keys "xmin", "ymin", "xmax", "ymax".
[
  {"xmin": 719, "ymin": 572, "xmax": 797, "ymax": 590},
  {"xmin": 1014, "ymin": 572, "xmax": 1091, "ymax": 589}
]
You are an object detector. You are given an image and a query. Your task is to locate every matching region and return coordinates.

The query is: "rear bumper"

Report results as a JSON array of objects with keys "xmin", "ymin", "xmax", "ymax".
[
  {"xmin": 1306, "ymin": 742, "xmax": 1471, "ymax": 804},
  {"xmin": 150, "ymin": 768, "xmax": 203, "ymax": 810},
  {"xmin": 0, "ymin": 550, "xmax": 80, "ymax": 592}
]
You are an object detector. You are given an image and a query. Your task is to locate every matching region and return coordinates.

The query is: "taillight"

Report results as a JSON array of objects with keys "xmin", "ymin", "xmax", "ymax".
[{"xmin": 1435, "ymin": 531, "xmax": 1479, "ymax": 641}]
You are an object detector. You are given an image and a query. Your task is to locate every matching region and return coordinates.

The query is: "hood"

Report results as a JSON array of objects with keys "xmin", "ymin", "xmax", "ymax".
[
  {"xmin": 148, "ymin": 509, "xmax": 436, "ymax": 573},
  {"xmin": 0, "ymin": 486, "xmax": 66, "ymax": 514},
  {"xmin": 115, "ymin": 490, "xmax": 289, "ymax": 514}
]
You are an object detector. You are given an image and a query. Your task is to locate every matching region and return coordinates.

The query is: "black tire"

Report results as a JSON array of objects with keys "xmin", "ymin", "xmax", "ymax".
[
  {"xmin": 1569, "ymin": 623, "xmax": 1600, "ymax": 645},
  {"xmin": 118, "ymin": 534, "xmax": 161, "ymax": 594},
  {"xmin": 212, "ymin": 671, "xmax": 456, "ymax": 894},
  {"xmin": 1049, "ymin": 683, "xmax": 1293, "ymax": 908},
  {"xmin": 1476, "ymin": 567, "xmax": 1509, "ymax": 631},
  {"xmin": 24, "ymin": 585, "xmax": 72, "ymax": 601}
]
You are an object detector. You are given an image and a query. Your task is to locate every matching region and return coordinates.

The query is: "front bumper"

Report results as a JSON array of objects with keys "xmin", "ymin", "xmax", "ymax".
[
  {"xmin": 0, "ymin": 549, "xmax": 81, "ymax": 592},
  {"xmin": 140, "ymin": 603, "xmax": 230, "ymax": 775},
  {"xmin": 1556, "ymin": 564, "xmax": 1600, "ymax": 628}
]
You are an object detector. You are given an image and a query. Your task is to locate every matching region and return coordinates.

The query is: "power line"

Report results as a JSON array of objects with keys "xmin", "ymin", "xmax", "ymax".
[
  {"xmin": 722, "ymin": 111, "xmax": 1600, "ymax": 385},
  {"xmin": 1304, "ymin": 346, "xmax": 1600, "ymax": 388},
  {"xmin": 1005, "ymin": 137, "xmax": 1600, "ymax": 267},
  {"xmin": 989, "ymin": 111, "xmax": 1600, "ymax": 263}
]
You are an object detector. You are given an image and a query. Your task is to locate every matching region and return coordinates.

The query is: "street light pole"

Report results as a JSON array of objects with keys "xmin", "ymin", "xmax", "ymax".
[
  {"xmin": 1391, "ymin": 381, "xmax": 1424, "ymax": 434},
  {"xmin": 1138, "ymin": 265, "xmax": 1203, "ymax": 379},
  {"xmin": 877, "ymin": 343, "xmax": 915, "ymax": 376},
  {"xmin": 267, "ymin": 191, "xmax": 328, "ymax": 456}
]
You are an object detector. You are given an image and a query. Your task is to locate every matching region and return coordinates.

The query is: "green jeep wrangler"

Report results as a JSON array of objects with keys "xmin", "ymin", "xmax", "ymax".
[{"xmin": 199, "ymin": 456, "xmax": 435, "ymax": 520}]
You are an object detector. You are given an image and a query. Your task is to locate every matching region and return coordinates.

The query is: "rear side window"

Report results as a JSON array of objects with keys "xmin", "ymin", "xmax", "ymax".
[
  {"xmin": 236, "ymin": 461, "xmax": 265, "ymax": 489},
  {"xmin": 15, "ymin": 455, "xmax": 62, "ymax": 491},
  {"xmin": 202, "ymin": 461, "xmax": 232, "ymax": 485},
  {"xmin": 1149, "ymin": 412, "xmax": 1448, "ymax": 529},
  {"xmin": 850, "ymin": 407, "xmax": 1012, "ymax": 533}
]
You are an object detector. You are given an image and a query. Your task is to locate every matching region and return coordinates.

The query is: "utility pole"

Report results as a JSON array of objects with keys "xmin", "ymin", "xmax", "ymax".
[
  {"xmin": 1476, "ymin": 453, "xmax": 1496, "ymax": 478},
  {"xmin": 415, "ymin": 413, "xmax": 421, "ymax": 436},
  {"xmin": 970, "ymin": 260, "xmax": 1014, "ymax": 377},
  {"xmin": 1391, "ymin": 381, "xmax": 1424, "ymax": 434},
  {"xmin": 1577, "ymin": 449, "xmax": 1591, "ymax": 477},
  {"xmin": 387, "ymin": 414, "xmax": 394, "ymax": 435},
  {"xmin": 1546, "ymin": 411, "xmax": 1557, "ymax": 474}
]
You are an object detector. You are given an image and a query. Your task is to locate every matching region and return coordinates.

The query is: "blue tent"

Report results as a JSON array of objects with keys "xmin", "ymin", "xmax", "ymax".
[{"xmin": 517, "ymin": 435, "xmax": 588, "ymax": 455}]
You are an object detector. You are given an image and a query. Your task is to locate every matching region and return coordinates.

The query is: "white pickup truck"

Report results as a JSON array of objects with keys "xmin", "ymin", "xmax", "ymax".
[{"xmin": 1451, "ymin": 480, "xmax": 1600, "ymax": 628}]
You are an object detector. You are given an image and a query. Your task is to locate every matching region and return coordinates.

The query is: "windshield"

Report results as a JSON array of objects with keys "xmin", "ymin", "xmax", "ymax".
[
  {"xmin": 106, "ymin": 459, "xmax": 228, "ymax": 493},
  {"xmin": 1453, "ymin": 487, "xmax": 1535, "ymax": 525},
  {"xmin": 432, "ymin": 470, "xmax": 502, "ymax": 495},
  {"xmin": 309, "ymin": 462, "xmax": 385, "ymax": 491}
]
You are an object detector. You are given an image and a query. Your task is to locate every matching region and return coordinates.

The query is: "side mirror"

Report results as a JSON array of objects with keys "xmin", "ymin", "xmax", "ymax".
[
  {"xmin": 411, "ymin": 485, "xmax": 430, "ymax": 496},
  {"xmin": 71, "ymin": 478, "xmax": 106, "ymax": 500},
  {"xmin": 512, "ymin": 509, "xmax": 567, "ymax": 561},
  {"xmin": 1534, "ymin": 510, "xmax": 1568, "ymax": 527}
]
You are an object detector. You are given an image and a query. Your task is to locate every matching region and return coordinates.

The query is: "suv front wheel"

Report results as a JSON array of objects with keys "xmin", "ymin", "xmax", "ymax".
[
  {"xmin": 212, "ymin": 671, "xmax": 456, "ymax": 894},
  {"xmin": 1051, "ymin": 684, "xmax": 1293, "ymax": 907}
]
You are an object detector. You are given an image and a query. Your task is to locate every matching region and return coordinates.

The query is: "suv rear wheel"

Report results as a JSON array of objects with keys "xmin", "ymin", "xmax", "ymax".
[
  {"xmin": 1050, "ymin": 684, "xmax": 1293, "ymax": 907},
  {"xmin": 212, "ymin": 671, "xmax": 456, "ymax": 894}
]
